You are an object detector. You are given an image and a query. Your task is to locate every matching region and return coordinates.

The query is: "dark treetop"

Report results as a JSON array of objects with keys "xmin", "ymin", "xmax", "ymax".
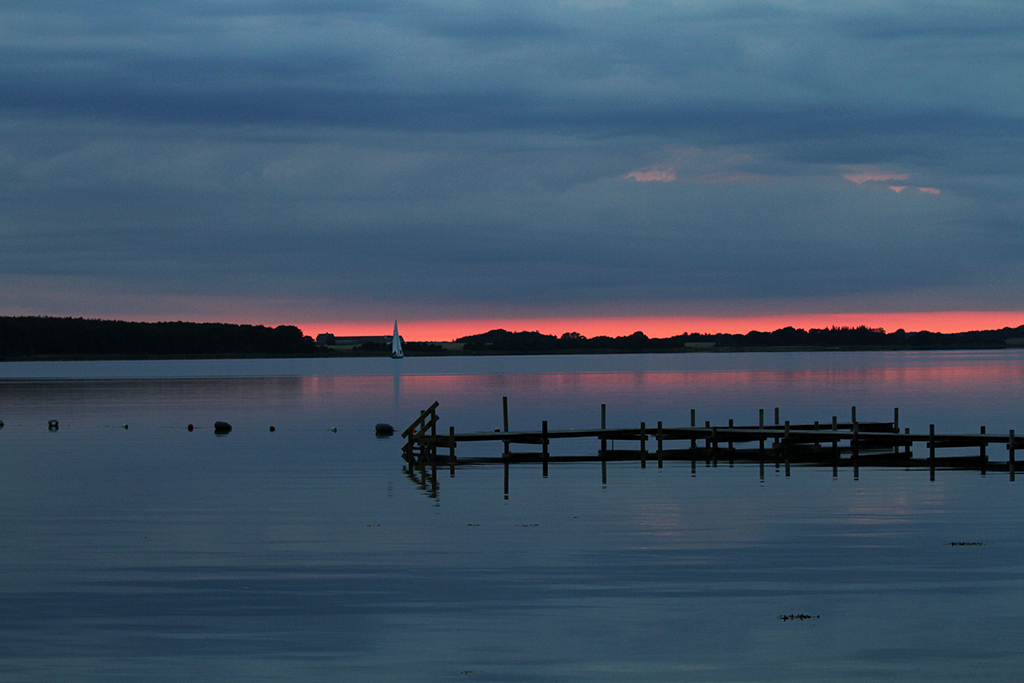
[{"xmin": 0, "ymin": 317, "xmax": 321, "ymax": 360}]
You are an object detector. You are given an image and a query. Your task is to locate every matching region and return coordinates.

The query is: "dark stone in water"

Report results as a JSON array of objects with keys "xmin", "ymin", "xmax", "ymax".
[
  {"xmin": 214, "ymin": 421, "xmax": 232, "ymax": 434},
  {"xmin": 375, "ymin": 423, "xmax": 395, "ymax": 436},
  {"xmin": 48, "ymin": 419, "xmax": 59, "ymax": 431}
]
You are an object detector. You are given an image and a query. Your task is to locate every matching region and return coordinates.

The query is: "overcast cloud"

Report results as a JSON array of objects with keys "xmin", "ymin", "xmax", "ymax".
[{"xmin": 1, "ymin": 0, "xmax": 1022, "ymax": 331}]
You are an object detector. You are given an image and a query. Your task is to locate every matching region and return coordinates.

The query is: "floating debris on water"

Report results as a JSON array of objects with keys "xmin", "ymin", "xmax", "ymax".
[
  {"xmin": 48, "ymin": 419, "xmax": 59, "ymax": 431},
  {"xmin": 214, "ymin": 421, "xmax": 232, "ymax": 434},
  {"xmin": 778, "ymin": 614, "xmax": 820, "ymax": 621},
  {"xmin": 375, "ymin": 423, "xmax": 395, "ymax": 436},
  {"xmin": 948, "ymin": 541, "xmax": 985, "ymax": 546}
]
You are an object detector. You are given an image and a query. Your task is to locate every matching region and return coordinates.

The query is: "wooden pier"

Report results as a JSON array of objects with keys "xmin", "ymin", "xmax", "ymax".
[{"xmin": 401, "ymin": 399, "xmax": 1022, "ymax": 487}]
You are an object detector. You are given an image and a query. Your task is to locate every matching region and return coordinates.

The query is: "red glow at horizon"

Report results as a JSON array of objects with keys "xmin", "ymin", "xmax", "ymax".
[{"xmin": 297, "ymin": 311, "xmax": 1024, "ymax": 342}]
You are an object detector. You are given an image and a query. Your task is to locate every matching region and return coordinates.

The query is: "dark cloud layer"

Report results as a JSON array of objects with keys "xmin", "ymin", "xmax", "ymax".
[{"xmin": 1, "ymin": 0, "xmax": 1022, "ymax": 327}]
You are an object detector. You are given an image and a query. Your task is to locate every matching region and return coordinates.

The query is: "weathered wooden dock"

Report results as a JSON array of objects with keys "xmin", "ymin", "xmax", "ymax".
[{"xmin": 401, "ymin": 399, "xmax": 1022, "ymax": 486}]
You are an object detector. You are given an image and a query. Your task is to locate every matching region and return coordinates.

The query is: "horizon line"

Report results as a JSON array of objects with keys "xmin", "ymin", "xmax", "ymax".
[{"xmin": 299, "ymin": 311, "xmax": 1024, "ymax": 343}]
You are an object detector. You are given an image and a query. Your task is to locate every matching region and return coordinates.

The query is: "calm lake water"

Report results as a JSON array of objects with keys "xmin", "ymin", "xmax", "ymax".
[{"xmin": 1, "ymin": 350, "xmax": 1023, "ymax": 682}]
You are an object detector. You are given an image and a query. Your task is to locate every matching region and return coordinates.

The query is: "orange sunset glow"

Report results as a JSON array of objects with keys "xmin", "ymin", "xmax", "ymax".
[{"xmin": 299, "ymin": 311, "xmax": 1024, "ymax": 342}]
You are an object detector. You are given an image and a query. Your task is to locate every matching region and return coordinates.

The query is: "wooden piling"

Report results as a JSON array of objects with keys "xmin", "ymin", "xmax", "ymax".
[
  {"xmin": 712, "ymin": 426, "xmax": 718, "ymax": 467},
  {"xmin": 1009, "ymin": 429, "xmax": 1015, "ymax": 481},
  {"xmin": 657, "ymin": 421, "xmax": 664, "ymax": 468},
  {"xmin": 600, "ymin": 403, "xmax": 607, "ymax": 453},
  {"xmin": 980, "ymin": 426, "xmax": 987, "ymax": 472},
  {"xmin": 784, "ymin": 421, "xmax": 790, "ymax": 469},
  {"xmin": 852, "ymin": 420, "xmax": 859, "ymax": 464},
  {"xmin": 929, "ymin": 424, "xmax": 936, "ymax": 481},
  {"xmin": 774, "ymin": 407, "xmax": 780, "ymax": 445},
  {"xmin": 503, "ymin": 396, "xmax": 510, "ymax": 455},
  {"xmin": 640, "ymin": 421, "xmax": 646, "ymax": 468},
  {"xmin": 759, "ymin": 408, "xmax": 765, "ymax": 453}
]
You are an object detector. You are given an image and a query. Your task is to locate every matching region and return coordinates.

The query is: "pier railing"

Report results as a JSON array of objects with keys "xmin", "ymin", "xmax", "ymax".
[{"xmin": 401, "ymin": 399, "xmax": 1021, "ymax": 483}]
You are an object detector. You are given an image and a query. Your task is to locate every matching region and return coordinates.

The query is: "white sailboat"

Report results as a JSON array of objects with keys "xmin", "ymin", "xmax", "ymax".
[{"xmin": 391, "ymin": 321, "xmax": 404, "ymax": 359}]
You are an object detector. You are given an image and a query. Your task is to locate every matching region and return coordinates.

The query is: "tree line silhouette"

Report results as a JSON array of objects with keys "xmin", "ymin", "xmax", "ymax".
[
  {"xmin": 0, "ymin": 317, "xmax": 320, "ymax": 359},
  {"xmin": 2, "ymin": 316, "xmax": 1022, "ymax": 360},
  {"xmin": 457, "ymin": 325, "xmax": 1024, "ymax": 353}
]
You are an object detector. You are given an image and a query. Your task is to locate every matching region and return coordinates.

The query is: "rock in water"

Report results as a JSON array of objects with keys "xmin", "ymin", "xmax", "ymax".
[
  {"xmin": 214, "ymin": 421, "xmax": 232, "ymax": 434},
  {"xmin": 375, "ymin": 423, "xmax": 395, "ymax": 436}
]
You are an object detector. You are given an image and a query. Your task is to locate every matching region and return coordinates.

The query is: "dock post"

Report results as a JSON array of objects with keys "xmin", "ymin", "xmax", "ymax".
[
  {"xmin": 929, "ymin": 424, "xmax": 936, "ymax": 481},
  {"xmin": 852, "ymin": 418, "xmax": 859, "ymax": 465},
  {"xmin": 774, "ymin": 407, "xmax": 780, "ymax": 446},
  {"xmin": 449, "ymin": 425, "xmax": 456, "ymax": 476},
  {"xmin": 759, "ymin": 409, "xmax": 765, "ymax": 454},
  {"xmin": 542, "ymin": 420, "xmax": 549, "ymax": 477},
  {"xmin": 542, "ymin": 420, "xmax": 549, "ymax": 457},
  {"xmin": 1009, "ymin": 430, "xmax": 1016, "ymax": 481},
  {"xmin": 690, "ymin": 409, "xmax": 697, "ymax": 448},
  {"xmin": 640, "ymin": 421, "xmax": 647, "ymax": 468},
  {"xmin": 980, "ymin": 426, "xmax": 987, "ymax": 474},
  {"xmin": 783, "ymin": 421, "xmax": 790, "ymax": 475},
  {"xmin": 711, "ymin": 426, "xmax": 718, "ymax": 467},
  {"xmin": 892, "ymin": 409, "xmax": 901, "ymax": 456},
  {"xmin": 831, "ymin": 417, "xmax": 839, "ymax": 471},
  {"xmin": 853, "ymin": 421, "xmax": 860, "ymax": 478},
  {"xmin": 657, "ymin": 421, "xmax": 664, "ymax": 468},
  {"xmin": 601, "ymin": 404, "xmax": 607, "ymax": 453},
  {"xmin": 705, "ymin": 421, "xmax": 712, "ymax": 466},
  {"xmin": 503, "ymin": 396, "xmax": 510, "ymax": 455},
  {"xmin": 728, "ymin": 418, "xmax": 734, "ymax": 451}
]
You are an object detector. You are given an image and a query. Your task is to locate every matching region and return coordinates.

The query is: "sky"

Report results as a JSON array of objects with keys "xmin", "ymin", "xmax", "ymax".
[{"xmin": 2, "ymin": 0, "xmax": 1023, "ymax": 341}]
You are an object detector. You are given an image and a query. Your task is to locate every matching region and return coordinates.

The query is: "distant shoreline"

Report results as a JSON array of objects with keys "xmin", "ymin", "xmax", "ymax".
[{"xmin": 1, "ymin": 316, "xmax": 1022, "ymax": 361}]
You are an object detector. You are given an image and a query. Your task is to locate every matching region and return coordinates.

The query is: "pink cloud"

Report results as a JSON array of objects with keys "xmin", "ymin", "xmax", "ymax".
[
  {"xmin": 625, "ymin": 166, "xmax": 676, "ymax": 182},
  {"xmin": 843, "ymin": 171, "xmax": 909, "ymax": 184},
  {"xmin": 889, "ymin": 185, "xmax": 908, "ymax": 193},
  {"xmin": 918, "ymin": 187, "xmax": 941, "ymax": 195}
]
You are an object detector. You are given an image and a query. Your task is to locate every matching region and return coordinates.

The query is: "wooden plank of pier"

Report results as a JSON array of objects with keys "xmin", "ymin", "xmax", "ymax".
[{"xmin": 400, "ymin": 400, "xmax": 1022, "ymax": 477}]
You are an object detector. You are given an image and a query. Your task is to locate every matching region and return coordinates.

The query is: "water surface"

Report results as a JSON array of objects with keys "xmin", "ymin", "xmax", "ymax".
[{"xmin": 1, "ymin": 351, "xmax": 1022, "ymax": 681}]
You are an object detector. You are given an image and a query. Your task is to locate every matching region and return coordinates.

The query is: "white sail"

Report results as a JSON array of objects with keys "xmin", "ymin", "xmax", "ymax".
[{"xmin": 391, "ymin": 321, "xmax": 404, "ymax": 359}]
